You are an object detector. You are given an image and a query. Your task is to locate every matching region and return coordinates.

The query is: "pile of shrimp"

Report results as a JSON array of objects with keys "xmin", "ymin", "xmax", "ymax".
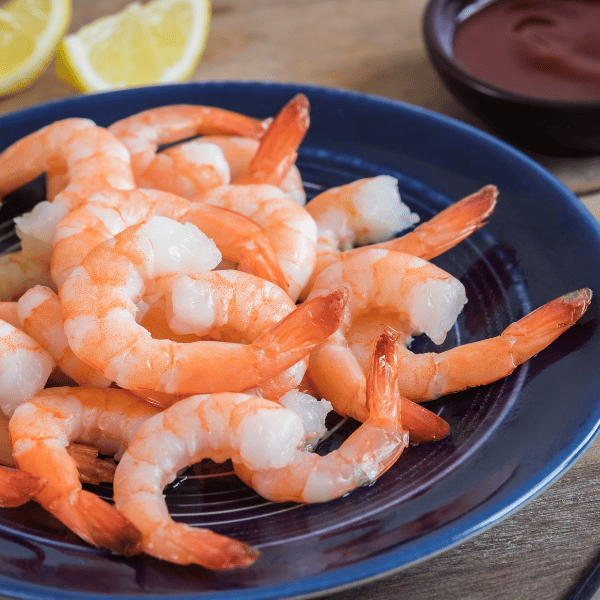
[{"xmin": 0, "ymin": 94, "xmax": 591, "ymax": 570}]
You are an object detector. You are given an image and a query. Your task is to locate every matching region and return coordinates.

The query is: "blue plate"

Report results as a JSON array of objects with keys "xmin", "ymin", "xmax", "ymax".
[{"xmin": 0, "ymin": 81, "xmax": 599, "ymax": 600}]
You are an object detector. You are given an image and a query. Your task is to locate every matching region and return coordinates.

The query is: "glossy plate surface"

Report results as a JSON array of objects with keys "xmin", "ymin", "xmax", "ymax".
[{"xmin": 0, "ymin": 82, "xmax": 599, "ymax": 600}]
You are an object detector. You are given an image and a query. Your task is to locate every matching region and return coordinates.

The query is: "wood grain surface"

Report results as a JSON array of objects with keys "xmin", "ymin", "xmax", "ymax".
[{"xmin": 1, "ymin": 1, "xmax": 600, "ymax": 599}]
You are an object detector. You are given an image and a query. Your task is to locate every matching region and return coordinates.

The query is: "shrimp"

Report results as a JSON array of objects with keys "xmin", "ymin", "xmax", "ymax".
[
  {"xmin": 188, "ymin": 135, "xmax": 306, "ymax": 204},
  {"xmin": 107, "ymin": 104, "xmax": 268, "ymax": 195},
  {"xmin": 192, "ymin": 185, "xmax": 318, "ymax": 301},
  {"xmin": 299, "ymin": 185, "xmax": 498, "ymax": 300},
  {"xmin": 51, "ymin": 190, "xmax": 287, "ymax": 290},
  {"xmin": 9, "ymin": 386, "xmax": 160, "ymax": 554},
  {"xmin": 307, "ymin": 249, "xmax": 591, "ymax": 418},
  {"xmin": 0, "ymin": 465, "xmax": 45, "ymax": 507},
  {"xmin": 112, "ymin": 329, "xmax": 407, "ymax": 567},
  {"xmin": 59, "ymin": 216, "xmax": 347, "ymax": 395},
  {"xmin": 0, "ymin": 119, "xmax": 136, "ymax": 262},
  {"xmin": 146, "ymin": 269, "xmax": 307, "ymax": 400}
]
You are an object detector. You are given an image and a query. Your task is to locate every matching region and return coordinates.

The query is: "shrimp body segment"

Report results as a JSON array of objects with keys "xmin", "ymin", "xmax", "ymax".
[
  {"xmin": 9, "ymin": 386, "xmax": 160, "ymax": 554},
  {"xmin": 17, "ymin": 286, "xmax": 111, "ymax": 387},
  {"xmin": 113, "ymin": 330, "xmax": 407, "ymax": 568},
  {"xmin": 59, "ymin": 216, "xmax": 346, "ymax": 395},
  {"xmin": 0, "ymin": 319, "xmax": 54, "ymax": 417}
]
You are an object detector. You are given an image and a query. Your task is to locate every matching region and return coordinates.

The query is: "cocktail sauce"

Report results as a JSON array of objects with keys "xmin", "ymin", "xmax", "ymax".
[{"xmin": 453, "ymin": 0, "xmax": 600, "ymax": 101}]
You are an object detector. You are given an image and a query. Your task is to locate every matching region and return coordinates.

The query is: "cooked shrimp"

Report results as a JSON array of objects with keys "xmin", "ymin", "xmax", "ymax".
[
  {"xmin": 154, "ymin": 269, "xmax": 307, "ymax": 400},
  {"xmin": 193, "ymin": 185, "xmax": 318, "ymax": 301},
  {"xmin": 0, "ymin": 465, "xmax": 45, "ymax": 507},
  {"xmin": 108, "ymin": 104, "xmax": 268, "ymax": 193},
  {"xmin": 112, "ymin": 329, "xmax": 406, "ymax": 567},
  {"xmin": 307, "ymin": 250, "xmax": 591, "ymax": 416},
  {"xmin": 17, "ymin": 286, "xmax": 111, "ymax": 387},
  {"xmin": 0, "ymin": 119, "xmax": 136, "ymax": 261},
  {"xmin": 191, "ymin": 135, "xmax": 306, "ymax": 204},
  {"xmin": 51, "ymin": 190, "xmax": 287, "ymax": 290},
  {"xmin": 300, "ymin": 185, "xmax": 498, "ymax": 300},
  {"xmin": 59, "ymin": 216, "xmax": 346, "ymax": 395},
  {"xmin": 9, "ymin": 386, "xmax": 161, "ymax": 554}
]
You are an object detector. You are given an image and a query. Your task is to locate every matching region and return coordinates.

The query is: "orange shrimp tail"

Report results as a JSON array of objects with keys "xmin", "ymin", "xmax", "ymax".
[
  {"xmin": 381, "ymin": 184, "xmax": 498, "ymax": 260},
  {"xmin": 253, "ymin": 287, "xmax": 348, "ymax": 377},
  {"xmin": 153, "ymin": 523, "xmax": 260, "ymax": 569},
  {"xmin": 0, "ymin": 466, "xmax": 45, "ymax": 507},
  {"xmin": 365, "ymin": 327, "xmax": 401, "ymax": 423},
  {"xmin": 244, "ymin": 94, "xmax": 310, "ymax": 186},
  {"xmin": 507, "ymin": 287, "xmax": 592, "ymax": 364},
  {"xmin": 402, "ymin": 400, "xmax": 450, "ymax": 443},
  {"xmin": 51, "ymin": 490, "xmax": 142, "ymax": 556}
]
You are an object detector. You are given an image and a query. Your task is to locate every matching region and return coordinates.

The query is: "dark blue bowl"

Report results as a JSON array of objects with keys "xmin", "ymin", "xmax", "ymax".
[
  {"xmin": 422, "ymin": 0, "xmax": 600, "ymax": 155},
  {"xmin": 1, "ymin": 81, "xmax": 600, "ymax": 600}
]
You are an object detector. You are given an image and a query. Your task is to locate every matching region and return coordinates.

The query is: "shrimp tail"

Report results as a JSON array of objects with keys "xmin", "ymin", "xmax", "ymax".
[
  {"xmin": 151, "ymin": 523, "xmax": 260, "ymax": 569},
  {"xmin": 377, "ymin": 185, "xmax": 498, "ymax": 260},
  {"xmin": 67, "ymin": 443, "xmax": 117, "ymax": 485},
  {"xmin": 420, "ymin": 288, "xmax": 593, "ymax": 400},
  {"xmin": 0, "ymin": 466, "xmax": 45, "ymax": 507},
  {"xmin": 243, "ymin": 94, "xmax": 310, "ymax": 186},
  {"xmin": 51, "ymin": 490, "xmax": 142, "ymax": 556},
  {"xmin": 402, "ymin": 400, "xmax": 450, "ymax": 442},
  {"xmin": 365, "ymin": 327, "xmax": 401, "ymax": 423},
  {"xmin": 507, "ymin": 287, "xmax": 592, "ymax": 363},
  {"xmin": 252, "ymin": 287, "xmax": 348, "ymax": 377}
]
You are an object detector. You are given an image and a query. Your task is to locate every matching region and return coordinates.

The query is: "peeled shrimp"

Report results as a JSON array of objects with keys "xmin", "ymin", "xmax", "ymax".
[
  {"xmin": 0, "ymin": 119, "xmax": 135, "ymax": 261},
  {"xmin": 108, "ymin": 104, "xmax": 268, "ymax": 195},
  {"xmin": 59, "ymin": 216, "xmax": 346, "ymax": 395},
  {"xmin": 9, "ymin": 386, "xmax": 160, "ymax": 554},
  {"xmin": 193, "ymin": 184, "xmax": 318, "ymax": 301},
  {"xmin": 300, "ymin": 184, "xmax": 498, "ymax": 300},
  {"xmin": 307, "ymin": 249, "xmax": 591, "ymax": 417},
  {"xmin": 148, "ymin": 269, "xmax": 307, "ymax": 400},
  {"xmin": 112, "ymin": 329, "xmax": 407, "ymax": 568}
]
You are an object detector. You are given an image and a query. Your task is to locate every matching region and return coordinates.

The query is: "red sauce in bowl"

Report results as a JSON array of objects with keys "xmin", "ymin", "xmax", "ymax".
[{"xmin": 453, "ymin": 0, "xmax": 600, "ymax": 101}]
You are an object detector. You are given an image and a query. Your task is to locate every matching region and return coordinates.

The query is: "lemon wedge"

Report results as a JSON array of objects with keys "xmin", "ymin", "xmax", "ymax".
[
  {"xmin": 0, "ymin": 0, "xmax": 71, "ymax": 97},
  {"xmin": 55, "ymin": 0, "xmax": 211, "ymax": 92}
]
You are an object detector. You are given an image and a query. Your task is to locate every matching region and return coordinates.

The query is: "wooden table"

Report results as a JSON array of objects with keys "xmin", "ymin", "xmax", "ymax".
[{"xmin": 2, "ymin": 1, "xmax": 600, "ymax": 599}]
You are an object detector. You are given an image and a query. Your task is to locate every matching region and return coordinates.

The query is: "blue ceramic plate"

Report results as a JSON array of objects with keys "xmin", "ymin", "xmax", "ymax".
[{"xmin": 0, "ymin": 82, "xmax": 599, "ymax": 600}]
